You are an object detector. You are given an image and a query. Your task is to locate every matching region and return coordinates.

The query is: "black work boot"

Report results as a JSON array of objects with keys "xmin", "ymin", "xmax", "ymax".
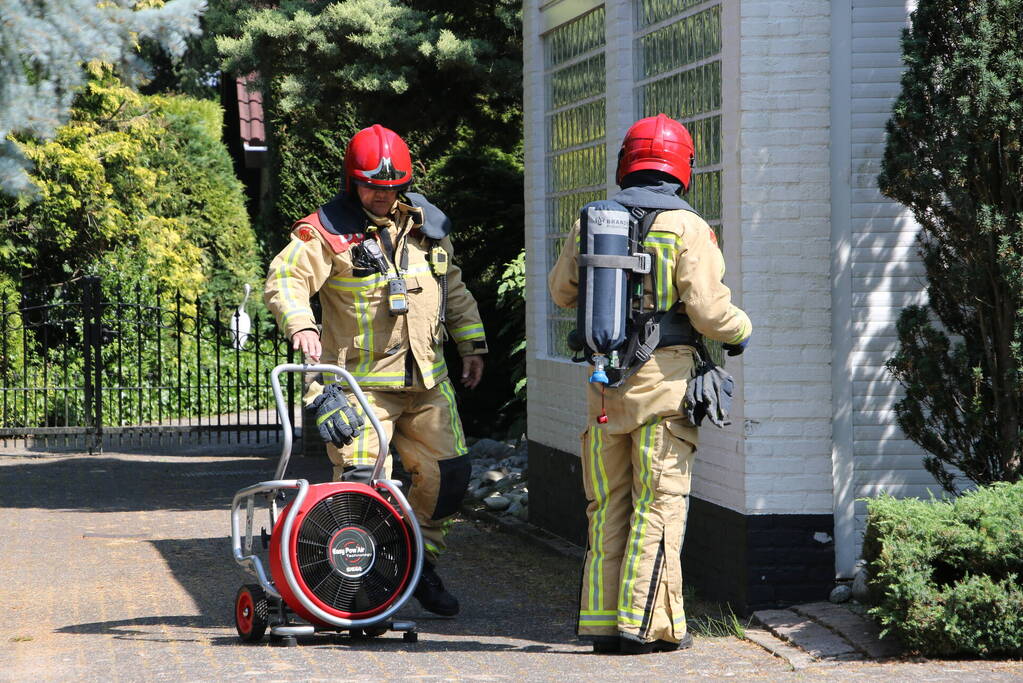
[
  {"xmin": 590, "ymin": 635, "xmax": 621, "ymax": 653},
  {"xmin": 413, "ymin": 562, "xmax": 459, "ymax": 617},
  {"xmin": 620, "ymin": 632, "xmax": 693, "ymax": 655}
]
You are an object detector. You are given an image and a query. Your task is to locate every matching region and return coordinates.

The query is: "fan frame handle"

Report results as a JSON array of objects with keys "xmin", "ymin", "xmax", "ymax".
[{"xmin": 270, "ymin": 363, "xmax": 389, "ymax": 482}]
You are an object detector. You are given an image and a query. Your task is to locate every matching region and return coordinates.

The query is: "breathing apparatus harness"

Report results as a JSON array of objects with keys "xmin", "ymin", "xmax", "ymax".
[{"xmin": 569, "ymin": 183, "xmax": 706, "ymax": 394}]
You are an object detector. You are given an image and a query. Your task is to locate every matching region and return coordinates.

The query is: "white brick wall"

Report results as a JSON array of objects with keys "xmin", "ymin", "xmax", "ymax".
[
  {"xmin": 831, "ymin": 0, "xmax": 938, "ymax": 577},
  {"xmin": 523, "ymin": 0, "xmax": 595, "ymax": 458},
  {"xmin": 523, "ymin": 0, "xmax": 585, "ymax": 458},
  {"xmin": 740, "ymin": 0, "xmax": 834, "ymax": 515}
]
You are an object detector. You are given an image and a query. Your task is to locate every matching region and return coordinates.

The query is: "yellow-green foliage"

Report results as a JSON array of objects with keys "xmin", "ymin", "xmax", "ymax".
[
  {"xmin": 1, "ymin": 65, "xmax": 260, "ymax": 308},
  {"xmin": 0, "ymin": 274, "xmax": 27, "ymax": 379}
]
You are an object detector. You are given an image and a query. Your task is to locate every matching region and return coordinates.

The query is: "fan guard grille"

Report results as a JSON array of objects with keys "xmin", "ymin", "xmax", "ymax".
[{"xmin": 295, "ymin": 491, "xmax": 410, "ymax": 614}]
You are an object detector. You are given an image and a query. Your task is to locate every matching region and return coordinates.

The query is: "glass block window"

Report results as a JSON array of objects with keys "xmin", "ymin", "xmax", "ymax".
[
  {"xmin": 635, "ymin": 1, "xmax": 723, "ymax": 241},
  {"xmin": 544, "ymin": 7, "xmax": 607, "ymax": 358},
  {"xmin": 635, "ymin": 0, "xmax": 725, "ymax": 363}
]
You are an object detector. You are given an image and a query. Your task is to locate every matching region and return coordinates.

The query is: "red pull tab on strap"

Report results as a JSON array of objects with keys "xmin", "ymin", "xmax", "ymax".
[{"xmin": 597, "ymin": 386, "xmax": 609, "ymax": 424}]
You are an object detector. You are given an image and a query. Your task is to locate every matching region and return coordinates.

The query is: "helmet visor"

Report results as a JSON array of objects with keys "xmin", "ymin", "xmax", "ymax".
[{"xmin": 355, "ymin": 156, "xmax": 408, "ymax": 183}]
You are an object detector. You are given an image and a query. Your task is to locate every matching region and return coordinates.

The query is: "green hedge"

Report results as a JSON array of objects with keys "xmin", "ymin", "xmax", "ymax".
[{"xmin": 862, "ymin": 482, "xmax": 1023, "ymax": 657}]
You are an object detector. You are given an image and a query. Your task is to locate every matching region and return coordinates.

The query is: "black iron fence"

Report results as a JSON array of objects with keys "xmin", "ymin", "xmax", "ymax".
[{"xmin": 0, "ymin": 277, "xmax": 298, "ymax": 452}]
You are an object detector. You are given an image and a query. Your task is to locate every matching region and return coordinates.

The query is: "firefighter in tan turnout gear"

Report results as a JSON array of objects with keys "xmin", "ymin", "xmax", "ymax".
[
  {"xmin": 265, "ymin": 124, "xmax": 487, "ymax": 617},
  {"xmin": 548, "ymin": 114, "xmax": 752, "ymax": 654}
]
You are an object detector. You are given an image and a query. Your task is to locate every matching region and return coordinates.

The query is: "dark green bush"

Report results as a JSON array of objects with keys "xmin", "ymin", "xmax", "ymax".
[{"xmin": 862, "ymin": 482, "xmax": 1023, "ymax": 656}]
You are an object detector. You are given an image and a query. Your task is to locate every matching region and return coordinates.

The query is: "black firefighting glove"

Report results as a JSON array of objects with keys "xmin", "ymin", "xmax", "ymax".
[
  {"xmin": 721, "ymin": 334, "xmax": 750, "ymax": 357},
  {"xmin": 309, "ymin": 384, "xmax": 364, "ymax": 446},
  {"xmin": 683, "ymin": 359, "xmax": 734, "ymax": 429}
]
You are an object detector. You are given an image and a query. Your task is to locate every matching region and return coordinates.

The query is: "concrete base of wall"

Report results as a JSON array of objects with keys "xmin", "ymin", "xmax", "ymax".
[{"xmin": 527, "ymin": 440, "xmax": 836, "ymax": 614}]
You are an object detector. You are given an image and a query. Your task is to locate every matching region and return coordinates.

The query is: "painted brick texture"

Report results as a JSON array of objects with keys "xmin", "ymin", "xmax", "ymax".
[
  {"xmin": 848, "ymin": 0, "xmax": 936, "ymax": 504},
  {"xmin": 740, "ymin": 0, "xmax": 834, "ymax": 515}
]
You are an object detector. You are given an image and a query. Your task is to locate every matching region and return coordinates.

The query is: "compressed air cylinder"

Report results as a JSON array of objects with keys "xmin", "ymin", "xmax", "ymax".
[{"xmin": 577, "ymin": 200, "xmax": 632, "ymax": 356}]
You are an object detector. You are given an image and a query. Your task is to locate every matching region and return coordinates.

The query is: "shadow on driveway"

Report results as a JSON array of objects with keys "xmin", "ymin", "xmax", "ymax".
[{"xmin": 0, "ymin": 445, "xmax": 332, "ymax": 513}]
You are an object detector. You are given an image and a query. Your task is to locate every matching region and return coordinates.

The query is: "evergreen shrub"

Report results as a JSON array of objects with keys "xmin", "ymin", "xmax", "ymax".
[
  {"xmin": 862, "ymin": 482, "xmax": 1023, "ymax": 656},
  {"xmin": 0, "ymin": 68, "xmax": 272, "ymax": 428}
]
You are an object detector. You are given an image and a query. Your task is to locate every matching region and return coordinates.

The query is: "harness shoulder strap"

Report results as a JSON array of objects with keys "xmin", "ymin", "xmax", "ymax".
[{"xmin": 625, "ymin": 207, "xmax": 663, "ymax": 313}]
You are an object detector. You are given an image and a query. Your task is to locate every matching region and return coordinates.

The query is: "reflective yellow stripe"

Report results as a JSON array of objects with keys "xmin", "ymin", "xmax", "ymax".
[
  {"xmin": 437, "ymin": 380, "xmax": 467, "ymax": 455},
  {"xmin": 579, "ymin": 610, "xmax": 616, "ymax": 626},
  {"xmin": 727, "ymin": 319, "xmax": 751, "ymax": 344},
  {"xmin": 339, "ymin": 362, "xmax": 446, "ymax": 388},
  {"xmin": 643, "ymin": 231, "xmax": 678, "ymax": 310},
  {"xmin": 618, "ymin": 419, "xmax": 658, "ymax": 620},
  {"xmin": 655, "ymin": 246, "xmax": 673, "ymax": 309},
  {"xmin": 276, "ymin": 240, "xmax": 314, "ymax": 321},
  {"xmin": 350, "ymin": 393, "xmax": 376, "ymax": 465},
  {"xmin": 586, "ymin": 426, "xmax": 610, "ymax": 612},
  {"xmin": 350, "ymin": 371, "xmax": 406, "ymax": 382},
  {"xmin": 423, "ymin": 356, "xmax": 447, "ymax": 381},
  {"xmin": 618, "ymin": 608, "xmax": 648, "ymax": 621},
  {"xmin": 327, "ymin": 263, "xmax": 432, "ymax": 291},
  {"xmin": 354, "ymin": 289, "xmax": 372, "ymax": 375},
  {"xmin": 326, "ymin": 273, "xmax": 389, "ymax": 291},
  {"xmin": 449, "ymin": 323, "xmax": 485, "ymax": 342},
  {"xmin": 320, "ymin": 357, "xmax": 445, "ymax": 388}
]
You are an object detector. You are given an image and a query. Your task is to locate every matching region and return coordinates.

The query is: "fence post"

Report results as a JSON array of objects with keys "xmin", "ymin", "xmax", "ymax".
[{"xmin": 82, "ymin": 276, "xmax": 103, "ymax": 453}]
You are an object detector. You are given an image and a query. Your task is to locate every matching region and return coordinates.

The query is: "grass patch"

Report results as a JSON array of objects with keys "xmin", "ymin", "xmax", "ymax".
[
  {"xmin": 689, "ymin": 605, "xmax": 748, "ymax": 638},
  {"xmin": 684, "ymin": 586, "xmax": 749, "ymax": 638}
]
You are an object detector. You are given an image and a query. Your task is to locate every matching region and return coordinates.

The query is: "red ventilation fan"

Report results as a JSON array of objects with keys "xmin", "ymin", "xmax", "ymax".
[{"xmin": 231, "ymin": 364, "xmax": 422, "ymax": 646}]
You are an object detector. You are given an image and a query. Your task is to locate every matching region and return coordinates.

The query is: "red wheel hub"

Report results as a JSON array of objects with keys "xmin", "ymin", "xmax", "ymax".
[{"xmin": 236, "ymin": 590, "xmax": 254, "ymax": 634}]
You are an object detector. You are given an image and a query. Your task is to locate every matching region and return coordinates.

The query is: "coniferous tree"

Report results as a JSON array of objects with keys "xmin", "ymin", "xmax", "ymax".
[
  {"xmin": 0, "ymin": 0, "xmax": 206, "ymax": 195},
  {"xmin": 880, "ymin": 0, "xmax": 1023, "ymax": 492},
  {"xmin": 218, "ymin": 0, "xmax": 524, "ymax": 435}
]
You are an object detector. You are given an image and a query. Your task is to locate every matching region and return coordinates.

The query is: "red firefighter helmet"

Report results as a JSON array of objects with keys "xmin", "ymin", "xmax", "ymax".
[
  {"xmin": 343, "ymin": 124, "xmax": 413, "ymax": 192},
  {"xmin": 615, "ymin": 114, "xmax": 695, "ymax": 190}
]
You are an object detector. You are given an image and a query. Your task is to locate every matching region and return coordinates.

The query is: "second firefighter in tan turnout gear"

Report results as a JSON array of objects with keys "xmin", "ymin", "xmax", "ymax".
[
  {"xmin": 265, "ymin": 124, "xmax": 486, "ymax": 616},
  {"xmin": 548, "ymin": 114, "xmax": 752, "ymax": 654}
]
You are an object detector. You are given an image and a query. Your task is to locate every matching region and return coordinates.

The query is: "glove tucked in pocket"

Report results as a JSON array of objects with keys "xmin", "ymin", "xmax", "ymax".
[
  {"xmin": 308, "ymin": 384, "xmax": 365, "ymax": 446},
  {"xmin": 683, "ymin": 350, "xmax": 734, "ymax": 429}
]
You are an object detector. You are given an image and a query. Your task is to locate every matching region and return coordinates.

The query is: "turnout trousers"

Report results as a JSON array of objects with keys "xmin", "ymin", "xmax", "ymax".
[
  {"xmin": 324, "ymin": 378, "xmax": 471, "ymax": 563},
  {"xmin": 577, "ymin": 346, "xmax": 698, "ymax": 644}
]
